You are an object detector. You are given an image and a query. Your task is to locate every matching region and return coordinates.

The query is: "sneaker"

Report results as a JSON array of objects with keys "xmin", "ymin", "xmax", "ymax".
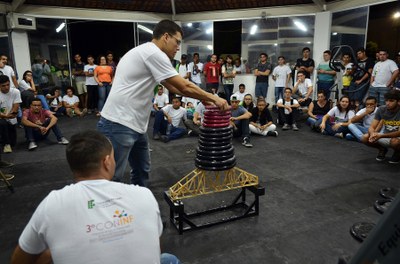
[
  {"xmin": 388, "ymin": 151, "xmax": 400, "ymax": 164},
  {"xmin": 0, "ymin": 160, "xmax": 13, "ymax": 168},
  {"xmin": 242, "ymin": 137, "xmax": 253, "ymax": 148},
  {"xmin": 292, "ymin": 124, "xmax": 299, "ymax": 131},
  {"xmin": 334, "ymin": 133, "xmax": 344, "ymax": 139},
  {"xmin": 80, "ymin": 108, "xmax": 88, "ymax": 117},
  {"xmin": 160, "ymin": 135, "xmax": 170, "ymax": 143},
  {"xmin": 3, "ymin": 144, "xmax": 12, "ymax": 153},
  {"xmin": 87, "ymin": 109, "xmax": 93, "ymax": 115},
  {"xmin": 345, "ymin": 134, "xmax": 356, "ymax": 141},
  {"xmin": 58, "ymin": 137, "xmax": 69, "ymax": 145},
  {"xmin": 188, "ymin": 130, "xmax": 193, "ymax": 136},
  {"xmin": 153, "ymin": 133, "xmax": 160, "ymax": 140},
  {"xmin": 282, "ymin": 123, "xmax": 290, "ymax": 130},
  {"xmin": 267, "ymin": 131, "xmax": 278, "ymax": 137},
  {"xmin": 0, "ymin": 173, "xmax": 14, "ymax": 181},
  {"xmin": 28, "ymin": 141, "xmax": 38, "ymax": 151},
  {"xmin": 376, "ymin": 148, "xmax": 388, "ymax": 162}
]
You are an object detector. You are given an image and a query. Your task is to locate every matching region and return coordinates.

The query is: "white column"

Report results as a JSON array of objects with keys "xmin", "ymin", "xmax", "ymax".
[
  {"xmin": 313, "ymin": 11, "xmax": 332, "ymax": 73},
  {"xmin": 174, "ymin": 20, "xmax": 182, "ymax": 61},
  {"xmin": 10, "ymin": 30, "xmax": 31, "ymax": 80}
]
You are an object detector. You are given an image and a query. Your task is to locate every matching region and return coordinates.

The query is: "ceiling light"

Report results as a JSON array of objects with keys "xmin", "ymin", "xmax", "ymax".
[
  {"xmin": 394, "ymin": 12, "xmax": 400, "ymax": 19},
  {"xmin": 187, "ymin": 23, "xmax": 193, "ymax": 27},
  {"xmin": 332, "ymin": 32, "xmax": 338, "ymax": 35},
  {"xmin": 207, "ymin": 45, "xmax": 213, "ymax": 50},
  {"xmin": 306, "ymin": 41, "xmax": 311, "ymax": 44},
  {"xmin": 294, "ymin": 21, "xmax": 307, "ymax": 32},
  {"xmin": 206, "ymin": 27, "xmax": 213, "ymax": 34},
  {"xmin": 56, "ymin": 22, "xmax": 65, "ymax": 33},
  {"xmin": 250, "ymin": 24, "xmax": 258, "ymax": 35},
  {"xmin": 274, "ymin": 43, "xmax": 278, "ymax": 46},
  {"xmin": 138, "ymin": 24, "xmax": 153, "ymax": 34}
]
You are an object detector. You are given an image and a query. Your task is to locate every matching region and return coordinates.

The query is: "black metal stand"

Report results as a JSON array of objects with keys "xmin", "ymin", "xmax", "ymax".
[{"xmin": 164, "ymin": 185, "xmax": 265, "ymax": 234}]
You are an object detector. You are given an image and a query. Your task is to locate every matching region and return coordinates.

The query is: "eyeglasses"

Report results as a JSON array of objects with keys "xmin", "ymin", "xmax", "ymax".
[{"xmin": 168, "ymin": 34, "xmax": 182, "ymax": 46}]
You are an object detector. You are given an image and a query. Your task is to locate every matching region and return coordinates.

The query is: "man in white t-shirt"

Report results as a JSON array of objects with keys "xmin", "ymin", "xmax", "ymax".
[
  {"xmin": 153, "ymin": 97, "xmax": 187, "ymax": 142},
  {"xmin": 347, "ymin": 96, "xmax": 378, "ymax": 142},
  {"xmin": 231, "ymin": 83, "xmax": 246, "ymax": 103},
  {"xmin": 84, "ymin": 55, "xmax": 98, "ymax": 114},
  {"xmin": 177, "ymin": 54, "xmax": 189, "ymax": 80},
  {"xmin": 11, "ymin": 130, "xmax": 180, "ymax": 264},
  {"xmin": 181, "ymin": 96, "xmax": 199, "ymax": 108},
  {"xmin": 277, "ymin": 87, "xmax": 300, "ymax": 130},
  {"xmin": 0, "ymin": 75, "xmax": 21, "ymax": 153},
  {"xmin": 153, "ymin": 84, "xmax": 169, "ymax": 112},
  {"xmin": 187, "ymin": 53, "xmax": 204, "ymax": 88},
  {"xmin": 0, "ymin": 54, "xmax": 19, "ymax": 89},
  {"xmin": 272, "ymin": 56, "xmax": 291, "ymax": 104},
  {"xmin": 292, "ymin": 71, "xmax": 313, "ymax": 107},
  {"xmin": 97, "ymin": 20, "xmax": 228, "ymax": 186},
  {"xmin": 62, "ymin": 87, "xmax": 87, "ymax": 117},
  {"xmin": 370, "ymin": 49, "xmax": 399, "ymax": 106},
  {"xmin": 184, "ymin": 101, "xmax": 205, "ymax": 136}
]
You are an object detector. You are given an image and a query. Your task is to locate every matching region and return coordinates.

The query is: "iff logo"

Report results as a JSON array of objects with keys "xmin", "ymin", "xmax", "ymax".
[{"xmin": 88, "ymin": 200, "xmax": 95, "ymax": 209}]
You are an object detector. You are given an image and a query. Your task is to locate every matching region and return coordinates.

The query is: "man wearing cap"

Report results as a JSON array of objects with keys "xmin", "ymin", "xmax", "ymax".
[
  {"xmin": 176, "ymin": 54, "xmax": 189, "ymax": 80},
  {"xmin": 230, "ymin": 95, "xmax": 253, "ymax": 147}
]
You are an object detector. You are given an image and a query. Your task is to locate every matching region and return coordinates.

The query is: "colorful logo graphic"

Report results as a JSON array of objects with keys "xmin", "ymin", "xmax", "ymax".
[
  {"xmin": 88, "ymin": 199, "xmax": 95, "ymax": 209},
  {"xmin": 113, "ymin": 209, "xmax": 128, "ymax": 218}
]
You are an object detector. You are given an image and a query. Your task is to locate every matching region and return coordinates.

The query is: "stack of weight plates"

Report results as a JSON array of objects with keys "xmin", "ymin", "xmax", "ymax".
[{"xmin": 195, "ymin": 105, "xmax": 236, "ymax": 171}]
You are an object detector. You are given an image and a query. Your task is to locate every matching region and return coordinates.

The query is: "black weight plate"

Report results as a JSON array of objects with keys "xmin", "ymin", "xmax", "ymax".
[
  {"xmin": 198, "ymin": 139, "xmax": 231, "ymax": 146},
  {"xmin": 196, "ymin": 146, "xmax": 234, "ymax": 157},
  {"xmin": 199, "ymin": 134, "xmax": 232, "ymax": 142},
  {"xmin": 200, "ymin": 130, "xmax": 232, "ymax": 138},
  {"xmin": 350, "ymin": 222, "xmax": 375, "ymax": 243},
  {"xmin": 198, "ymin": 143, "xmax": 232, "ymax": 151},
  {"xmin": 374, "ymin": 198, "xmax": 393, "ymax": 214},
  {"xmin": 379, "ymin": 187, "xmax": 399, "ymax": 200},
  {"xmin": 195, "ymin": 161, "xmax": 236, "ymax": 171},
  {"xmin": 200, "ymin": 126, "xmax": 232, "ymax": 133},
  {"xmin": 196, "ymin": 153, "xmax": 235, "ymax": 161},
  {"xmin": 195, "ymin": 156, "xmax": 236, "ymax": 166}
]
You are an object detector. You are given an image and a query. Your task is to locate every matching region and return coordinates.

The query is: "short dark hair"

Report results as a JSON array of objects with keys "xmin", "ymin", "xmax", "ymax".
[
  {"xmin": 356, "ymin": 47, "xmax": 366, "ymax": 53},
  {"xmin": 153, "ymin": 20, "xmax": 183, "ymax": 40},
  {"xmin": 323, "ymin": 50, "xmax": 331, "ymax": 56},
  {"xmin": 193, "ymin": 53, "xmax": 199, "ymax": 57},
  {"xmin": 30, "ymin": 98, "xmax": 42, "ymax": 104},
  {"xmin": 285, "ymin": 87, "xmax": 292, "ymax": 93},
  {"xmin": 260, "ymin": 53, "xmax": 268, "ymax": 58},
  {"xmin": 66, "ymin": 130, "xmax": 113, "ymax": 175},
  {"xmin": 0, "ymin": 75, "xmax": 10, "ymax": 84},
  {"xmin": 365, "ymin": 96, "xmax": 377, "ymax": 103},
  {"xmin": 278, "ymin": 56, "xmax": 285, "ymax": 60},
  {"xmin": 66, "ymin": 86, "xmax": 75, "ymax": 93},
  {"xmin": 87, "ymin": 54, "xmax": 94, "ymax": 59},
  {"xmin": 239, "ymin": 83, "xmax": 245, "ymax": 88},
  {"xmin": 317, "ymin": 90, "xmax": 326, "ymax": 97},
  {"xmin": 172, "ymin": 96, "xmax": 181, "ymax": 102},
  {"xmin": 384, "ymin": 90, "xmax": 400, "ymax": 101},
  {"xmin": 297, "ymin": 71, "xmax": 306, "ymax": 76},
  {"xmin": 302, "ymin": 47, "xmax": 310, "ymax": 52}
]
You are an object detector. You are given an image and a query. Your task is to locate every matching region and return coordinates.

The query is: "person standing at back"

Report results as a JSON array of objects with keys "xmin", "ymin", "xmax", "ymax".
[
  {"xmin": 97, "ymin": 20, "xmax": 228, "ymax": 187},
  {"xmin": 254, "ymin": 53, "xmax": 272, "ymax": 99},
  {"xmin": 295, "ymin": 47, "xmax": 315, "ymax": 79}
]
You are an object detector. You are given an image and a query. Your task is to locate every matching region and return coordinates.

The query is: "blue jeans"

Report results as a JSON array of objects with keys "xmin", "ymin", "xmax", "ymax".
[
  {"xmin": 25, "ymin": 119, "xmax": 63, "ymax": 142},
  {"xmin": 98, "ymin": 82, "xmax": 112, "ymax": 111},
  {"xmin": 97, "ymin": 117, "xmax": 150, "ymax": 186},
  {"xmin": 274, "ymin": 86, "xmax": 284, "ymax": 104},
  {"xmin": 36, "ymin": 95, "xmax": 50, "ymax": 110},
  {"xmin": 317, "ymin": 80, "xmax": 334, "ymax": 99},
  {"xmin": 369, "ymin": 86, "xmax": 388, "ymax": 106},
  {"xmin": 316, "ymin": 119, "xmax": 350, "ymax": 136},
  {"xmin": 348, "ymin": 123, "xmax": 368, "ymax": 142},
  {"xmin": 153, "ymin": 111, "xmax": 186, "ymax": 140},
  {"xmin": 223, "ymin": 84, "xmax": 234, "ymax": 103},
  {"xmin": 161, "ymin": 253, "xmax": 181, "ymax": 264},
  {"xmin": 255, "ymin": 82, "xmax": 268, "ymax": 98}
]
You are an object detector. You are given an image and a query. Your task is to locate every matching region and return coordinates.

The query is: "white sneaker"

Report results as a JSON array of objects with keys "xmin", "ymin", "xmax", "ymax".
[
  {"xmin": 28, "ymin": 141, "xmax": 38, "ymax": 151},
  {"xmin": 3, "ymin": 144, "xmax": 12, "ymax": 153},
  {"xmin": 58, "ymin": 137, "xmax": 69, "ymax": 145}
]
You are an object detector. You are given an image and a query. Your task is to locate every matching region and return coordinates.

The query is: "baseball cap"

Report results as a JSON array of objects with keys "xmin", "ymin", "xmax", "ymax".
[
  {"xmin": 181, "ymin": 54, "xmax": 188, "ymax": 59},
  {"xmin": 230, "ymin": 95, "xmax": 240, "ymax": 101}
]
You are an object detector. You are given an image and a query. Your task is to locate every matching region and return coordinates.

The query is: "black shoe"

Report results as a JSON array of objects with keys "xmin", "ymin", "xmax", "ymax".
[
  {"xmin": 242, "ymin": 137, "xmax": 253, "ymax": 148},
  {"xmin": 376, "ymin": 148, "xmax": 388, "ymax": 162},
  {"xmin": 160, "ymin": 135, "xmax": 170, "ymax": 143},
  {"xmin": 267, "ymin": 131, "xmax": 278, "ymax": 137},
  {"xmin": 388, "ymin": 151, "xmax": 400, "ymax": 164},
  {"xmin": 153, "ymin": 133, "xmax": 160, "ymax": 140}
]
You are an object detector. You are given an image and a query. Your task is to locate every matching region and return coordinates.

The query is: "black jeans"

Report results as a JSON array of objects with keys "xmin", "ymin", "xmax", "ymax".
[
  {"xmin": 25, "ymin": 119, "xmax": 63, "ymax": 142},
  {"xmin": 0, "ymin": 119, "xmax": 17, "ymax": 146},
  {"xmin": 278, "ymin": 107, "xmax": 298, "ymax": 125},
  {"xmin": 233, "ymin": 118, "xmax": 250, "ymax": 138}
]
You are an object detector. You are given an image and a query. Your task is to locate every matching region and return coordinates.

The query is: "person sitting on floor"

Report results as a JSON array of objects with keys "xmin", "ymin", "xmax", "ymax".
[
  {"xmin": 21, "ymin": 98, "xmax": 69, "ymax": 150},
  {"xmin": 153, "ymin": 84, "xmax": 169, "ymax": 114},
  {"xmin": 361, "ymin": 90, "xmax": 400, "ymax": 163},
  {"xmin": 11, "ymin": 130, "xmax": 180, "ymax": 264},
  {"xmin": 292, "ymin": 71, "xmax": 313, "ymax": 107},
  {"xmin": 19, "ymin": 70, "xmax": 50, "ymax": 111},
  {"xmin": 347, "ymin": 96, "xmax": 378, "ymax": 142},
  {"xmin": 307, "ymin": 90, "xmax": 331, "ymax": 130},
  {"xmin": 277, "ymin": 88, "xmax": 300, "ymax": 131},
  {"xmin": 181, "ymin": 96, "xmax": 199, "ymax": 108},
  {"xmin": 184, "ymin": 101, "xmax": 206, "ymax": 137},
  {"xmin": 153, "ymin": 97, "xmax": 187, "ymax": 143},
  {"xmin": 185, "ymin": 102, "xmax": 195, "ymax": 120},
  {"xmin": 241, "ymin": 94, "xmax": 255, "ymax": 112},
  {"xmin": 0, "ymin": 75, "xmax": 21, "ymax": 153},
  {"xmin": 230, "ymin": 95, "xmax": 253, "ymax": 147},
  {"xmin": 249, "ymin": 97, "xmax": 278, "ymax": 137},
  {"xmin": 317, "ymin": 95, "xmax": 355, "ymax": 138},
  {"xmin": 62, "ymin": 87, "xmax": 87, "ymax": 117},
  {"xmin": 46, "ymin": 87, "xmax": 66, "ymax": 116},
  {"xmin": 231, "ymin": 83, "xmax": 246, "ymax": 104}
]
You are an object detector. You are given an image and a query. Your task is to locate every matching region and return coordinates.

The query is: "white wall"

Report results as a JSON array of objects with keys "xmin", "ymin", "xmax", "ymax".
[{"xmin": 11, "ymin": 30, "xmax": 31, "ymax": 80}]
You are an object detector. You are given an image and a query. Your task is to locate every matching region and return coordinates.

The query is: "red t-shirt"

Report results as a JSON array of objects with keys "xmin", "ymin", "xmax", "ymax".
[
  {"xmin": 204, "ymin": 62, "xmax": 221, "ymax": 84},
  {"xmin": 23, "ymin": 109, "xmax": 52, "ymax": 125}
]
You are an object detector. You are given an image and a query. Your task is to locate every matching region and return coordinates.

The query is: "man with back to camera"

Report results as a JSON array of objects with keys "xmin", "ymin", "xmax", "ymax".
[
  {"xmin": 11, "ymin": 130, "xmax": 180, "ymax": 264},
  {"xmin": 97, "ymin": 20, "xmax": 228, "ymax": 187}
]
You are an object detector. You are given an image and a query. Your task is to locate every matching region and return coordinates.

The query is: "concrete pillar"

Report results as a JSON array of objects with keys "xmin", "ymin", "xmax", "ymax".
[
  {"xmin": 10, "ymin": 30, "xmax": 31, "ymax": 80},
  {"xmin": 313, "ymin": 11, "xmax": 332, "ymax": 75}
]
